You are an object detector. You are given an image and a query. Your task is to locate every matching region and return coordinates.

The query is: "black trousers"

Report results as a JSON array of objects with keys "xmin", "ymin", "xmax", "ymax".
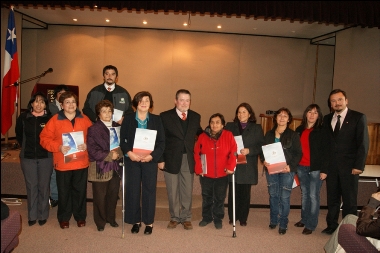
[
  {"xmin": 326, "ymin": 167, "xmax": 359, "ymax": 229},
  {"xmin": 56, "ymin": 168, "xmax": 88, "ymax": 222},
  {"xmin": 228, "ymin": 182, "xmax": 252, "ymax": 222},
  {"xmin": 92, "ymin": 173, "xmax": 120, "ymax": 228}
]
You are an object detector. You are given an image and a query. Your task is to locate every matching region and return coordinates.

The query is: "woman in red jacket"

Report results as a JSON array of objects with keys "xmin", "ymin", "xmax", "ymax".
[
  {"xmin": 194, "ymin": 113, "xmax": 237, "ymax": 229},
  {"xmin": 40, "ymin": 91, "xmax": 92, "ymax": 229}
]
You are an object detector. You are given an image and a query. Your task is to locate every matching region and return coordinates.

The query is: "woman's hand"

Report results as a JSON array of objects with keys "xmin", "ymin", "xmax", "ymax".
[
  {"xmin": 77, "ymin": 143, "xmax": 87, "ymax": 151},
  {"xmin": 128, "ymin": 151, "xmax": 142, "ymax": 162},
  {"xmin": 320, "ymin": 173, "xmax": 327, "ymax": 180},
  {"xmin": 263, "ymin": 161, "xmax": 270, "ymax": 167},
  {"xmin": 141, "ymin": 155, "xmax": 153, "ymax": 163},
  {"xmin": 111, "ymin": 150, "xmax": 119, "ymax": 160},
  {"xmin": 281, "ymin": 165, "xmax": 290, "ymax": 173},
  {"xmin": 240, "ymin": 148, "xmax": 249, "ymax": 156},
  {"xmin": 225, "ymin": 169, "xmax": 234, "ymax": 175},
  {"xmin": 60, "ymin": 145, "xmax": 71, "ymax": 155}
]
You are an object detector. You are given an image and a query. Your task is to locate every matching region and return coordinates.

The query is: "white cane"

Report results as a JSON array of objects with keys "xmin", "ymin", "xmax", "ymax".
[
  {"xmin": 232, "ymin": 168, "xmax": 237, "ymax": 238},
  {"xmin": 121, "ymin": 156, "xmax": 125, "ymax": 238}
]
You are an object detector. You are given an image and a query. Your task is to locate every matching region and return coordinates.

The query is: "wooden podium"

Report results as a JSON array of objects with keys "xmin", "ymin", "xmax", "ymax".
[{"xmin": 32, "ymin": 83, "xmax": 80, "ymax": 105}]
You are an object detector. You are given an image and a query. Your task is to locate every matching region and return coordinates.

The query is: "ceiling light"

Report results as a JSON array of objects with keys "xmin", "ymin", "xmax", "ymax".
[
  {"xmin": 291, "ymin": 31, "xmax": 296, "ymax": 33},
  {"xmin": 94, "ymin": 5, "xmax": 97, "ymax": 8},
  {"xmin": 143, "ymin": 21, "xmax": 147, "ymax": 25},
  {"xmin": 217, "ymin": 25, "xmax": 222, "ymax": 29},
  {"xmin": 183, "ymin": 23, "xmax": 188, "ymax": 26},
  {"xmin": 106, "ymin": 19, "xmax": 110, "ymax": 23},
  {"xmin": 73, "ymin": 19, "xmax": 77, "ymax": 22}
]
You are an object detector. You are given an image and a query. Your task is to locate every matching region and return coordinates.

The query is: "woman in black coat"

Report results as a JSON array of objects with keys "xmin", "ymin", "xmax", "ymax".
[
  {"xmin": 224, "ymin": 103, "xmax": 264, "ymax": 226},
  {"xmin": 120, "ymin": 91, "xmax": 165, "ymax": 235}
]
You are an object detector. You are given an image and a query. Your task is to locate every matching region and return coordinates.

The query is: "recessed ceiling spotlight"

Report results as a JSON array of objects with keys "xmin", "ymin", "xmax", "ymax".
[
  {"xmin": 94, "ymin": 5, "xmax": 97, "ymax": 8},
  {"xmin": 73, "ymin": 18, "xmax": 77, "ymax": 22},
  {"xmin": 217, "ymin": 25, "xmax": 222, "ymax": 29},
  {"xmin": 183, "ymin": 23, "xmax": 188, "ymax": 26},
  {"xmin": 143, "ymin": 21, "xmax": 147, "ymax": 25},
  {"xmin": 106, "ymin": 19, "xmax": 110, "ymax": 22}
]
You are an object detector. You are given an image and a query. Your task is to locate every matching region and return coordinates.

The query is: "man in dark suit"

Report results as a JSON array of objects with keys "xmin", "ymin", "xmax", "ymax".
[
  {"xmin": 321, "ymin": 89, "xmax": 369, "ymax": 235},
  {"xmin": 158, "ymin": 89, "xmax": 202, "ymax": 230}
]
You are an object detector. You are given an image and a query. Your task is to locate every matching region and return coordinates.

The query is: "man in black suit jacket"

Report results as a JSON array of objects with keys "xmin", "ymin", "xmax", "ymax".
[
  {"xmin": 321, "ymin": 89, "xmax": 369, "ymax": 235},
  {"xmin": 158, "ymin": 89, "xmax": 202, "ymax": 230}
]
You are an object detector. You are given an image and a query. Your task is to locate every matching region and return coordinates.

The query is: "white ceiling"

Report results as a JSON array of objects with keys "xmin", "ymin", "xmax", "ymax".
[{"xmin": 14, "ymin": 5, "xmax": 345, "ymax": 45}]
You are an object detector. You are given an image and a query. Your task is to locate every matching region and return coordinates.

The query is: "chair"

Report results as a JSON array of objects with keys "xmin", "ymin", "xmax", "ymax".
[
  {"xmin": 338, "ymin": 224, "xmax": 378, "ymax": 253},
  {"xmin": 1, "ymin": 210, "xmax": 21, "ymax": 253}
]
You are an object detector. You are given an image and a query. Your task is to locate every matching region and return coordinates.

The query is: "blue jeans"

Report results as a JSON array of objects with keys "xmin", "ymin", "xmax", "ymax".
[
  {"xmin": 265, "ymin": 170, "xmax": 295, "ymax": 229},
  {"xmin": 297, "ymin": 166, "xmax": 323, "ymax": 230}
]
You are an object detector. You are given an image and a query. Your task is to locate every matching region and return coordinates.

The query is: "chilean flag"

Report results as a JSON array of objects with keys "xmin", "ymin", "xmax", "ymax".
[{"xmin": 1, "ymin": 6, "xmax": 20, "ymax": 135}]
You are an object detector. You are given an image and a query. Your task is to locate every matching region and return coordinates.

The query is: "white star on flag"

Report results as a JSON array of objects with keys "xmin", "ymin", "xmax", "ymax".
[{"xmin": 7, "ymin": 28, "xmax": 16, "ymax": 43}]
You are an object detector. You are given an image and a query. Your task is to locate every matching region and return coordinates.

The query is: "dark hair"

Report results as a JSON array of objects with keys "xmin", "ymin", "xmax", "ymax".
[
  {"xmin": 95, "ymin": 100, "xmax": 114, "ymax": 117},
  {"xmin": 233, "ymin": 102, "xmax": 257, "ymax": 123},
  {"xmin": 273, "ymin": 107, "xmax": 293, "ymax": 128},
  {"xmin": 103, "ymin": 65, "xmax": 118, "ymax": 77},
  {"xmin": 132, "ymin": 91, "xmax": 154, "ymax": 109},
  {"xmin": 208, "ymin": 113, "xmax": 226, "ymax": 126},
  {"xmin": 300, "ymin": 104, "xmax": 323, "ymax": 129},
  {"xmin": 59, "ymin": 91, "xmax": 78, "ymax": 105},
  {"xmin": 53, "ymin": 84, "xmax": 69, "ymax": 98},
  {"xmin": 175, "ymin": 89, "xmax": 191, "ymax": 100},
  {"xmin": 28, "ymin": 91, "xmax": 50, "ymax": 114},
  {"xmin": 329, "ymin": 89, "xmax": 347, "ymax": 100}
]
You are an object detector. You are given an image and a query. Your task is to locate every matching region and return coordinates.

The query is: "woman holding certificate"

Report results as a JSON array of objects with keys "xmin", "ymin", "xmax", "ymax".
[
  {"xmin": 294, "ymin": 104, "xmax": 326, "ymax": 235},
  {"xmin": 87, "ymin": 100, "xmax": 123, "ymax": 231},
  {"xmin": 40, "ymin": 91, "xmax": 92, "ymax": 229},
  {"xmin": 261, "ymin": 107, "xmax": 302, "ymax": 235},
  {"xmin": 194, "ymin": 113, "xmax": 237, "ymax": 229},
  {"xmin": 224, "ymin": 103, "xmax": 264, "ymax": 226},
  {"xmin": 120, "ymin": 91, "xmax": 165, "ymax": 235}
]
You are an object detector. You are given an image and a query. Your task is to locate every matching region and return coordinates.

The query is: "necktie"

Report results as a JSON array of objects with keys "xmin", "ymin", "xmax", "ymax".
[
  {"xmin": 107, "ymin": 87, "xmax": 111, "ymax": 92},
  {"xmin": 181, "ymin": 112, "xmax": 187, "ymax": 121},
  {"xmin": 333, "ymin": 115, "xmax": 341, "ymax": 137}
]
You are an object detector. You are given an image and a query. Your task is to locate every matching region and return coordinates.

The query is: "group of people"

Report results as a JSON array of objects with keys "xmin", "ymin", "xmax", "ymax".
[{"xmin": 16, "ymin": 64, "xmax": 371, "ymax": 240}]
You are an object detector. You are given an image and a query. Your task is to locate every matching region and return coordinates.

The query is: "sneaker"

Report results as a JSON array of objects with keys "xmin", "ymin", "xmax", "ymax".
[
  {"xmin": 199, "ymin": 220, "xmax": 211, "ymax": 227},
  {"xmin": 50, "ymin": 197, "xmax": 58, "ymax": 208},
  {"xmin": 214, "ymin": 222, "xmax": 222, "ymax": 229}
]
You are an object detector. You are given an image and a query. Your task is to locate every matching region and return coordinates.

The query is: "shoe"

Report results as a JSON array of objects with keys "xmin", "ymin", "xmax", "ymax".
[
  {"xmin": 214, "ymin": 222, "xmax": 222, "ymax": 230},
  {"xmin": 302, "ymin": 228, "xmax": 313, "ymax": 235},
  {"xmin": 97, "ymin": 226, "xmax": 104, "ymax": 231},
  {"xmin": 321, "ymin": 227, "xmax": 336, "ymax": 235},
  {"xmin": 294, "ymin": 221, "xmax": 305, "ymax": 227},
  {"xmin": 279, "ymin": 228, "xmax": 287, "ymax": 235},
  {"xmin": 167, "ymin": 220, "xmax": 178, "ymax": 229},
  {"xmin": 28, "ymin": 220, "xmax": 36, "ymax": 226},
  {"xmin": 269, "ymin": 224, "xmax": 277, "ymax": 229},
  {"xmin": 240, "ymin": 221, "xmax": 247, "ymax": 226},
  {"xmin": 77, "ymin": 220, "xmax": 86, "ymax": 227},
  {"xmin": 38, "ymin": 219, "xmax": 47, "ymax": 226},
  {"xmin": 199, "ymin": 220, "xmax": 211, "ymax": 227},
  {"xmin": 183, "ymin": 221, "xmax": 193, "ymax": 230},
  {"xmin": 131, "ymin": 223, "xmax": 141, "ymax": 234},
  {"xmin": 109, "ymin": 221, "xmax": 119, "ymax": 227},
  {"xmin": 50, "ymin": 198, "xmax": 58, "ymax": 208},
  {"xmin": 59, "ymin": 221, "xmax": 69, "ymax": 229},
  {"xmin": 144, "ymin": 226, "xmax": 153, "ymax": 235}
]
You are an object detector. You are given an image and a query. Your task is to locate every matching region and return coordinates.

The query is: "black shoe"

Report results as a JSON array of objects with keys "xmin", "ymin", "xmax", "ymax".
[
  {"xmin": 131, "ymin": 223, "xmax": 141, "ymax": 234},
  {"xmin": 38, "ymin": 219, "xmax": 47, "ymax": 226},
  {"xmin": 109, "ymin": 221, "xmax": 119, "ymax": 227},
  {"xmin": 50, "ymin": 198, "xmax": 58, "ymax": 208},
  {"xmin": 97, "ymin": 226, "xmax": 104, "ymax": 231},
  {"xmin": 144, "ymin": 226, "xmax": 153, "ymax": 235},
  {"xmin": 321, "ymin": 227, "xmax": 336, "ymax": 235},
  {"xmin": 269, "ymin": 224, "xmax": 277, "ymax": 229},
  {"xmin": 302, "ymin": 228, "xmax": 313, "ymax": 235},
  {"xmin": 28, "ymin": 220, "xmax": 36, "ymax": 226},
  {"xmin": 294, "ymin": 221, "xmax": 305, "ymax": 227},
  {"xmin": 279, "ymin": 228, "xmax": 287, "ymax": 235}
]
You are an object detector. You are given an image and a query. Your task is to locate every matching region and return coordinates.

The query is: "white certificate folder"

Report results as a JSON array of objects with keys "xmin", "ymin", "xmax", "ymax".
[
  {"xmin": 133, "ymin": 128, "xmax": 157, "ymax": 156},
  {"xmin": 262, "ymin": 142, "xmax": 287, "ymax": 174},
  {"xmin": 62, "ymin": 131, "xmax": 85, "ymax": 163}
]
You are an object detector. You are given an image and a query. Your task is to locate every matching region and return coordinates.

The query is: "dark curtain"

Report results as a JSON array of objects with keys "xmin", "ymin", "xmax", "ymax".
[{"xmin": 2, "ymin": 1, "xmax": 379, "ymax": 28}]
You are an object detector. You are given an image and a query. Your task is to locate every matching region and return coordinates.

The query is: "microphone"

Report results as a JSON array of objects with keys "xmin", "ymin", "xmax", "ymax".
[{"xmin": 6, "ymin": 81, "xmax": 19, "ymax": 88}]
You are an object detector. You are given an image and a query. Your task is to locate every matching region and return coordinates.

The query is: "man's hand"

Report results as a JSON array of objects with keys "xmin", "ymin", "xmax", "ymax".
[
  {"xmin": 352, "ymin": 168, "xmax": 363, "ymax": 175},
  {"xmin": 158, "ymin": 162, "xmax": 165, "ymax": 170},
  {"xmin": 116, "ymin": 117, "xmax": 124, "ymax": 125},
  {"xmin": 320, "ymin": 173, "xmax": 327, "ymax": 180}
]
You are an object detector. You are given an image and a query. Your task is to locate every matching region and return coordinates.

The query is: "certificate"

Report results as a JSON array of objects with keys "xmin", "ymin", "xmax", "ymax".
[
  {"xmin": 112, "ymin": 109, "xmax": 123, "ymax": 122},
  {"xmin": 109, "ymin": 126, "xmax": 120, "ymax": 151},
  {"xmin": 262, "ymin": 142, "xmax": 287, "ymax": 174},
  {"xmin": 133, "ymin": 128, "xmax": 157, "ymax": 156},
  {"xmin": 234, "ymin": 135, "xmax": 247, "ymax": 164},
  {"xmin": 62, "ymin": 131, "xmax": 85, "ymax": 163}
]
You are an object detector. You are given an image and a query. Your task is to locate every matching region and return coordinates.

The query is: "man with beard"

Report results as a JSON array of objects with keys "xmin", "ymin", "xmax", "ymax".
[
  {"xmin": 321, "ymin": 89, "xmax": 369, "ymax": 235},
  {"xmin": 83, "ymin": 65, "xmax": 133, "ymax": 124}
]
